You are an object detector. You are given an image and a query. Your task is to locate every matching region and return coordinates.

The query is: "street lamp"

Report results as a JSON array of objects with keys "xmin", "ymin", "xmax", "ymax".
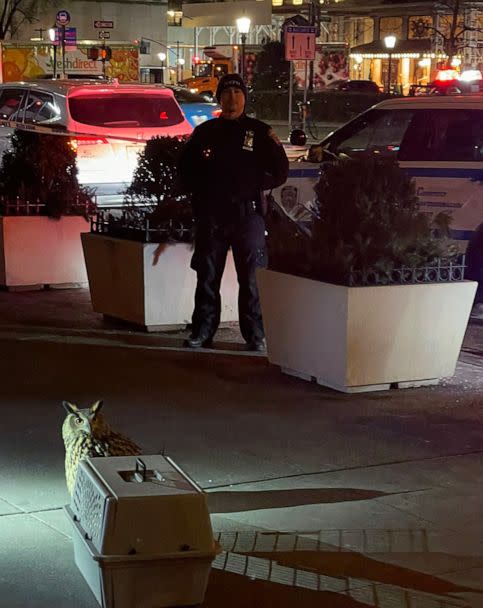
[
  {"xmin": 48, "ymin": 27, "xmax": 58, "ymax": 79},
  {"xmin": 384, "ymin": 35, "xmax": 396, "ymax": 94},
  {"xmin": 236, "ymin": 16, "xmax": 251, "ymax": 82},
  {"xmin": 158, "ymin": 52, "xmax": 166, "ymax": 84},
  {"xmin": 177, "ymin": 57, "xmax": 185, "ymax": 85}
]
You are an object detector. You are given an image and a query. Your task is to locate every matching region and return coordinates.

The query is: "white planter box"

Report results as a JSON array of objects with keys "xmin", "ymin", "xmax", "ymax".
[
  {"xmin": 82, "ymin": 233, "xmax": 238, "ymax": 330},
  {"xmin": 257, "ymin": 268, "xmax": 477, "ymax": 393},
  {"xmin": 0, "ymin": 216, "xmax": 89, "ymax": 288}
]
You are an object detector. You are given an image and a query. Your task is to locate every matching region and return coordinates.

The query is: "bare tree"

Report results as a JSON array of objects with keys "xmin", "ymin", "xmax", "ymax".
[
  {"xmin": 425, "ymin": 0, "xmax": 483, "ymax": 63},
  {"xmin": 0, "ymin": 0, "xmax": 51, "ymax": 40}
]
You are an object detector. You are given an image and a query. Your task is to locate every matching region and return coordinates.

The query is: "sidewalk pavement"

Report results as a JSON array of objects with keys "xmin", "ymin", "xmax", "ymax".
[{"xmin": 0, "ymin": 287, "xmax": 482, "ymax": 608}]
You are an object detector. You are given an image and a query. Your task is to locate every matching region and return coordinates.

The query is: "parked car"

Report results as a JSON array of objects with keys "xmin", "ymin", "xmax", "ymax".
[
  {"xmin": 302, "ymin": 95, "xmax": 483, "ymax": 289},
  {"xmin": 326, "ymin": 79, "xmax": 382, "ymax": 94},
  {"xmin": 0, "ymin": 80, "xmax": 193, "ymax": 194},
  {"xmin": 166, "ymin": 86, "xmax": 221, "ymax": 127}
]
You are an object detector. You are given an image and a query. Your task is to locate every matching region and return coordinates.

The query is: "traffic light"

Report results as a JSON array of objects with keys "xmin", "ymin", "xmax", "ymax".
[
  {"xmin": 99, "ymin": 46, "xmax": 112, "ymax": 61},
  {"xmin": 87, "ymin": 47, "xmax": 99, "ymax": 60}
]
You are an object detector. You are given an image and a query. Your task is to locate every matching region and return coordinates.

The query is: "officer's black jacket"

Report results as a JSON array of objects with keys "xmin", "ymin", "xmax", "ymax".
[{"xmin": 178, "ymin": 114, "xmax": 289, "ymax": 220}]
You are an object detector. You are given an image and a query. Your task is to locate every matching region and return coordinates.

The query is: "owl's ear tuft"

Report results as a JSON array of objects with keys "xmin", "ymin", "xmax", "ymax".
[
  {"xmin": 62, "ymin": 401, "xmax": 77, "ymax": 414},
  {"xmin": 90, "ymin": 400, "xmax": 104, "ymax": 415}
]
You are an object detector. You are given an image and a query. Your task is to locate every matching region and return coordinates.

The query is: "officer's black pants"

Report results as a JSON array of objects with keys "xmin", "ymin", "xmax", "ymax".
[{"xmin": 190, "ymin": 213, "xmax": 267, "ymax": 343}]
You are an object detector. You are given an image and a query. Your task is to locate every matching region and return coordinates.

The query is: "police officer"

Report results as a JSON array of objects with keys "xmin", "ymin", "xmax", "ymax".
[{"xmin": 178, "ymin": 73, "xmax": 289, "ymax": 351}]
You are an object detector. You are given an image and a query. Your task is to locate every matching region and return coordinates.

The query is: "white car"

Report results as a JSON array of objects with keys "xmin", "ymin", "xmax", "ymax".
[
  {"xmin": 0, "ymin": 80, "xmax": 193, "ymax": 198},
  {"xmin": 275, "ymin": 95, "xmax": 483, "ymax": 259}
]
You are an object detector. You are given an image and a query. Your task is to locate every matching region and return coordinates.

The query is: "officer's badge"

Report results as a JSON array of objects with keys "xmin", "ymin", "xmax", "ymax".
[{"xmin": 243, "ymin": 130, "xmax": 255, "ymax": 151}]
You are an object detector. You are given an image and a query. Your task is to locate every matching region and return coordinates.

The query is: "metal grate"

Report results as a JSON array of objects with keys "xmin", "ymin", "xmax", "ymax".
[
  {"xmin": 348, "ymin": 257, "xmax": 466, "ymax": 287},
  {"xmin": 213, "ymin": 531, "xmax": 467, "ymax": 608},
  {"xmin": 0, "ymin": 195, "xmax": 94, "ymax": 216},
  {"xmin": 90, "ymin": 211, "xmax": 194, "ymax": 244}
]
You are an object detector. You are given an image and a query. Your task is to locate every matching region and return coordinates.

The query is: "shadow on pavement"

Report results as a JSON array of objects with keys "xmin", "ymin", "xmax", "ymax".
[
  {"xmin": 203, "ymin": 569, "xmax": 370, "ymax": 607},
  {"xmin": 207, "ymin": 488, "xmax": 389, "ymax": 513},
  {"xmin": 241, "ymin": 550, "xmax": 482, "ymax": 597}
]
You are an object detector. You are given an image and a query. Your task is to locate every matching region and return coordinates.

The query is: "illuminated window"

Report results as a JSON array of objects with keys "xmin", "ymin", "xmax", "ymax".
[
  {"xmin": 408, "ymin": 16, "xmax": 432, "ymax": 39},
  {"xmin": 272, "ymin": 0, "xmax": 283, "ymax": 6},
  {"xmin": 380, "ymin": 17, "xmax": 403, "ymax": 39},
  {"xmin": 167, "ymin": 10, "xmax": 183, "ymax": 26}
]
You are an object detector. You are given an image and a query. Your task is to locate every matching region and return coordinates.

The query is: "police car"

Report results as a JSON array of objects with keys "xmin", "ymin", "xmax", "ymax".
[
  {"xmin": 274, "ymin": 95, "xmax": 483, "ymax": 286},
  {"xmin": 0, "ymin": 80, "xmax": 193, "ymax": 198}
]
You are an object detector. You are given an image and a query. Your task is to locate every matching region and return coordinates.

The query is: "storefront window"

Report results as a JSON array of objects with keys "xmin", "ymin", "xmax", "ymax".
[
  {"xmin": 408, "ymin": 16, "xmax": 432, "ymax": 39},
  {"xmin": 380, "ymin": 17, "xmax": 403, "ymax": 40}
]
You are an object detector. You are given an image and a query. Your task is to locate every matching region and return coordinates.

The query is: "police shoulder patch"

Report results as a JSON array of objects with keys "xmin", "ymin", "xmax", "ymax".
[{"xmin": 268, "ymin": 128, "xmax": 282, "ymax": 146}]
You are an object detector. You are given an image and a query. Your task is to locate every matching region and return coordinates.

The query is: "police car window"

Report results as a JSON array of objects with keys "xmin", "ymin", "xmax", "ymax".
[
  {"xmin": 330, "ymin": 109, "xmax": 414, "ymax": 157},
  {"xmin": 399, "ymin": 109, "xmax": 483, "ymax": 162},
  {"xmin": 0, "ymin": 89, "xmax": 25, "ymax": 121},
  {"xmin": 24, "ymin": 91, "xmax": 60, "ymax": 124}
]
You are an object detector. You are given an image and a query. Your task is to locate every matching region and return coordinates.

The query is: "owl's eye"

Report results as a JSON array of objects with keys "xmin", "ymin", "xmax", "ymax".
[{"xmin": 75, "ymin": 417, "xmax": 83, "ymax": 425}]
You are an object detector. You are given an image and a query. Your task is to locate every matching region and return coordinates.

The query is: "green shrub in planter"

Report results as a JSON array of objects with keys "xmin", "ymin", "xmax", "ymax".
[
  {"xmin": 123, "ymin": 135, "xmax": 192, "ymax": 225},
  {"xmin": 267, "ymin": 155, "xmax": 457, "ymax": 285},
  {"xmin": 0, "ymin": 130, "xmax": 94, "ymax": 219},
  {"xmin": 114, "ymin": 135, "xmax": 192, "ymax": 240}
]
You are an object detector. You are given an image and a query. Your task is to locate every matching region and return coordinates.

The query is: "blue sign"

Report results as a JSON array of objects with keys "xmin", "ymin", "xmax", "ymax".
[
  {"xmin": 64, "ymin": 27, "xmax": 77, "ymax": 46},
  {"xmin": 53, "ymin": 27, "xmax": 77, "ymax": 47},
  {"xmin": 56, "ymin": 10, "xmax": 71, "ymax": 25}
]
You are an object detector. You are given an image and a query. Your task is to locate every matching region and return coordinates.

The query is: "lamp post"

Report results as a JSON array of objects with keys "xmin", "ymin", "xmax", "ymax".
[
  {"xmin": 48, "ymin": 27, "xmax": 57, "ymax": 79},
  {"xmin": 384, "ymin": 35, "xmax": 396, "ymax": 94},
  {"xmin": 158, "ymin": 52, "xmax": 166, "ymax": 84},
  {"xmin": 141, "ymin": 38, "xmax": 179, "ymax": 79},
  {"xmin": 236, "ymin": 16, "xmax": 251, "ymax": 82},
  {"xmin": 177, "ymin": 56, "xmax": 185, "ymax": 84}
]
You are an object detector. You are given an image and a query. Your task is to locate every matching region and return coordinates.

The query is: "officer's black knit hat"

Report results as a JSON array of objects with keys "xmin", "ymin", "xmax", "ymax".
[{"xmin": 215, "ymin": 73, "xmax": 247, "ymax": 103}]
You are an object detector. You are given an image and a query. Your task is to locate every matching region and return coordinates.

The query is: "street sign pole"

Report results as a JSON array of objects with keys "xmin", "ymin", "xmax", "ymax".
[
  {"xmin": 55, "ymin": 10, "xmax": 70, "ymax": 79},
  {"xmin": 303, "ymin": 60, "xmax": 308, "ymax": 133},
  {"xmin": 61, "ymin": 25, "xmax": 66, "ymax": 79},
  {"xmin": 52, "ymin": 40, "xmax": 57, "ymax": 79},
  {"xmin": 284, "ymin": 25, "xmax": 316, "ymax": 141},
  {"xmin": 288, "ymin": 64, "xmax": 293, "ymax": 137}
]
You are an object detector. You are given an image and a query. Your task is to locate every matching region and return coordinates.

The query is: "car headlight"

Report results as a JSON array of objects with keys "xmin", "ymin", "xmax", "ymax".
[{"xmin": 190, "ymin": 88, "xmax": 198, "ymax": 94}]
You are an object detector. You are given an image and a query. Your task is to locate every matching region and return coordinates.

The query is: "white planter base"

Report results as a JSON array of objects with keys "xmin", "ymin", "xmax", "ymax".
[
  {"xmin": 281, "ymin": 366, "xmax": 440, "ymax": 393},
  {"xmin": 257, "ymin": 269, "xmax": 477, "ymax": 393},
  {"xmin": 82, "ymin": 233, "xmax": 239, "ymax": 330},
  {"xmin": 0, "ymin": 216, "xmax": 89, "ymax": 288}
]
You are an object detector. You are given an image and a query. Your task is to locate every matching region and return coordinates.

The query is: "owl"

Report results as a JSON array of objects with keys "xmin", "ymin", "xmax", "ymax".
[{"xmin": 62, "ymin": 399, "xmax": 142, "ymax": 495}]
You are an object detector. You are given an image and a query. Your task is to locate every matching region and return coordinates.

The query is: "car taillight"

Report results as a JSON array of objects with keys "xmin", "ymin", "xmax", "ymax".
[
  {"xmin": 159, "ymin": 111, "xmax": 168, "ymax": 120},
  {"xmin": 212, "ymin": 109, "xmax": 222, "ymax": 117},
  {"xmin": 69, "ymin": 136, "xmax": 108, "ymax": 151}
]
